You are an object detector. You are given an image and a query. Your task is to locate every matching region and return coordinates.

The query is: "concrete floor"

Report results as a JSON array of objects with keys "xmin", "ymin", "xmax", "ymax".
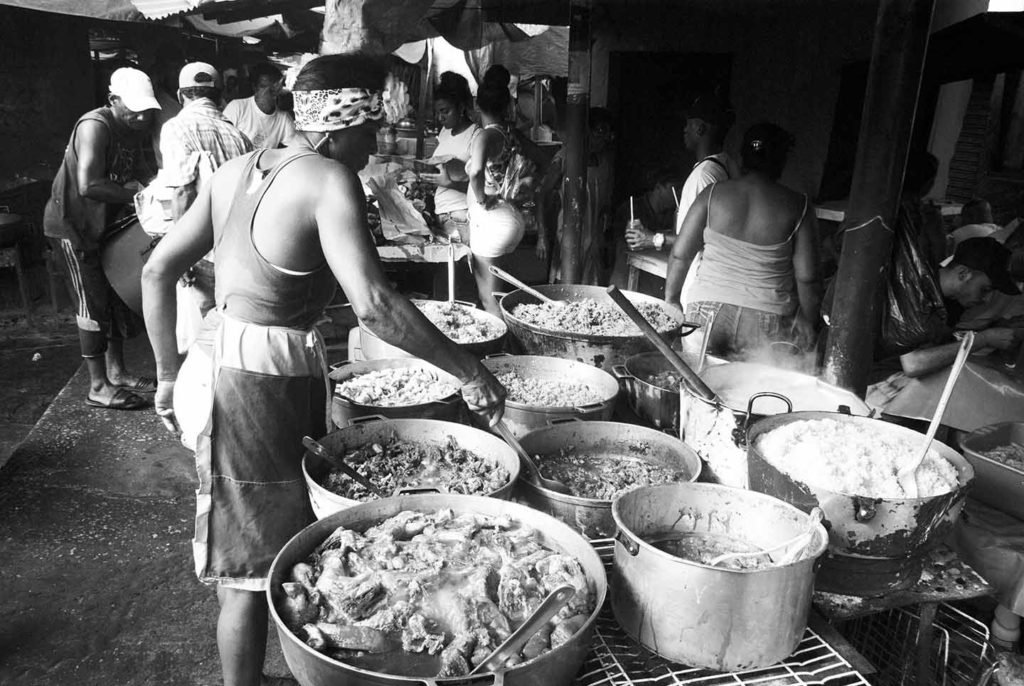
[{"xmin": 0, "ymin": 335, "xmax": 296, "ymax": 685}]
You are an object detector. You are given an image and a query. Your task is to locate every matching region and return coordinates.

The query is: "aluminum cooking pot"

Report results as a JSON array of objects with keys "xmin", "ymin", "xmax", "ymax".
[
  {"xmin": 498, "ymin": 284, "xmax": 688, "ymax": 371},
  {"xmin": 746, "ymin": 412, "xmax": 973, "ymax": 594},
  {"xmin": 480, "ymin": 354, "xmax": 619, "ymax": 438},
  {"xmin": 329, "ymin": 358, "xmax": 463, "ymax": 428},
  {"xmin": 516, "ymin": 419, "xmax": 702, "ymax": 538},
  {"xmin": 360, "ymin": 299, "xmax": 507, "ymax": 360},
  {"xmin": 303, "ymin": 416, "xmax": 519, "ymax": 519},
  {"xmin": 611, "ymin": 482, "xmax": 828, "ymax": 671},
  {"xmin": 267, "ymin": 493, "xmax": 607, "ymax": 686},
  {"xmin": 681, "ymin": 362, "xmax": 872, "ymax": 488}
]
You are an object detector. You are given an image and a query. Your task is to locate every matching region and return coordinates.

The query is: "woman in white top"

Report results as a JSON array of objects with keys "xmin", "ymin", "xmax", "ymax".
[{"xmin": 421, "ymin": 72, "xmax": 478, "ymax": 243}]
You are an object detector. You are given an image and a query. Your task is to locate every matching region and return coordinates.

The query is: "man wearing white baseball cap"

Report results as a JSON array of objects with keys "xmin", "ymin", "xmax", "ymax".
[{"xmin": 43, "ymin": 67, "xmax": 160, "ymax": 411}]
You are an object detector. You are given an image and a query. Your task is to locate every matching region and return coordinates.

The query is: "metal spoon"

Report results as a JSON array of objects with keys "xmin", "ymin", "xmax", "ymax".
[
  {"xmin": 302, "ymin": 436, "xmax": 386, "ymax": 499},
  {"xmin": 493, "ymin": 420, "xmax": 573, "ymax": 495},
  {"xmin": 488, "ymin": 265, "xmax": 559, "ymax": 305},
  {"xmin": 469, "ymin": 584, "xmax": 576, "ymax": 675},
  {"xmin": 897, "ymin": 331, "xmax": 974, "ymax": 498}
]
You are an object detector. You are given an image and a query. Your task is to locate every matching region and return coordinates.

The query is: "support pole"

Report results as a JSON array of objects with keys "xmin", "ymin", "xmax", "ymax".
[
  {"xmin": 822, "ymin": 0, "xmax": 936, "ymax": 395},
  {"xmin": 559, "ymin": 0, "xmax": 591, "ymax": 284}
]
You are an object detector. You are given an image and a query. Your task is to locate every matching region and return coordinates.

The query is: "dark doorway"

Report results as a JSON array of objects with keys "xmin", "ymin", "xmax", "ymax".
[{"xmin": 608, "ymin": 51, "xmax": 733, "ymax": 208}]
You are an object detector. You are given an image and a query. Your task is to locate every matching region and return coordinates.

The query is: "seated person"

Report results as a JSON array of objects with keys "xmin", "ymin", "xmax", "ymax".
[{"xmin": 664, "ymin": 122, "xmax": 821, "ymax": 358}]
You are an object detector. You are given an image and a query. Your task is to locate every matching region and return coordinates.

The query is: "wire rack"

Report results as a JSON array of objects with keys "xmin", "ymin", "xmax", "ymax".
[
  {"xmin": 574, "ymin": 539, "xmax": 871, "ymax": 686},
  {"xmin": 839, "ymin": 602, "xmax": 994, "ymax": 686}
]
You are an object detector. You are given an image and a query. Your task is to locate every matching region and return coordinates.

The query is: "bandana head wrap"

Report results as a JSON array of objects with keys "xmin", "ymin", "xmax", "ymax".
[{"xmin": 293, "ymin": 88, "xmax": 384, "ymax": 132}]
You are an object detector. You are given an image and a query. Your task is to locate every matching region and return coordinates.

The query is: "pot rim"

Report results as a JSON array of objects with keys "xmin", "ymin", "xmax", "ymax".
[
  {"xmin": 481, "ymin": 354, "xmax": 621, "ymax": 411},
  {"xmin": 621, "ymin": 353, "xmax": 684, "ymax": 396},
  {"xmin": 611, "ymin": 481, "xmax": 830, "ymax": 572},
  {"xmin": 331, "ymin": 358, "xmax": 463, "ymax": 410},
  {"xmin": 747, "ymin": 411, "xmax": 975, "ymax": 501}
]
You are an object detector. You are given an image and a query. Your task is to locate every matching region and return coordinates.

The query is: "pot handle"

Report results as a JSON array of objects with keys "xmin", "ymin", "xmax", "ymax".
[
  {"xmin": 394, "ymin": 484, "xmax": 447, "ymax": 496},
  {"xmin": 328, "ymin": 360, "xmax": 351, "ymax": 371},
  {"xmin": 574, "ymin": 401, "xmax": 606, "ymax": 414},
  {"xmin": 484, "ymin": 352, "xmax": 513, "ymax": 359},
  {"xmin": 491, "ymin": 291, "xmax": 509, "ymax": 304},
  {"xmin": 611, "ymin": 364, "xmax": 633, "ymax": 380},
  {"xmin": 734, "ymin": 392, "xmax": 794, "ymax": 447},
  {"xmin": 348, "ymin": 414, "xmax": 388, "ymax": 425},
  {"xmin": 414, "ymin": 673, "xmax": 503, "ymax": 686},
  {"xmin": 548, "ymin": 416, "xmax": 582, "ymax": 426},
  {"xmin": 853, "ymin": 496, "xmax": 878, "ymax": 522},
  {"xmin": 614, "ymin": 528, "xmax": 641, "ymax": 556}
]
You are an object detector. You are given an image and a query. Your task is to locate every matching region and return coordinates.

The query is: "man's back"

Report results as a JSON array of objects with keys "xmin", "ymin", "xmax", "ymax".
[{"xmin": 160, "ymin": 98, "xmax": 252, "ymax": 187}]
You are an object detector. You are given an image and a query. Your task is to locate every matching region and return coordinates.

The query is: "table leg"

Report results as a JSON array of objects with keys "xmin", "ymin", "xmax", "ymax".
[{"xmin": 915, "ymin": 601, "xmax": 938, "ymax": 684}]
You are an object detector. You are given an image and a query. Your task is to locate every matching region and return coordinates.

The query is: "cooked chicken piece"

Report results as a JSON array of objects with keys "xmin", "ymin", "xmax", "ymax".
[
  {"xmin": 521, "ymin": 623, "xmax": 553, "ymax": 660},
  {"xmin": 550, "ymin": 613, "xmax": 588, "ymax": 648},
  {"xmin": 497, "ymin": 563, "xmax": 543, "ymax": 624},
  {"xmin": 280, "ymin": 582, "xmax": 319, "ymax": 630},
  {"xmin": 366, "ymin": 510, "xmax": 431, "ymax": 541},
  {"xmin": 438, "ymin": 632, "xmax": 477, "ymax": 677},
  {"xmin": 534, "ymin": 554, "xmax": 590, "ymax": 615},
  {"xmin": 290, "ymin": 562, "xmax": 320, "ymax": 605},
  {"xmin": 302, "ymin": 623, "xmax": 327, "ymax": 651},
  {"xmin": 313, "ymin": 621, "xmax": 390, "ymax": 652},
  {"xmin": 315, "ymin": 527, "xmax": 363, "ymax": 557},
  {"xmin": 317, "ymin": 570, "xmax": 385, "ymax": 622},
  {"xmin": 355, "ymin": 600, "xmax": 413, "ymax": 633},
  {"xmin": 469, "ymin": 625, "xmax": 497, "ymax": 668},
  {"xmin": 402, "ymin": 612, "xmax": 446, "ymax": 655}
]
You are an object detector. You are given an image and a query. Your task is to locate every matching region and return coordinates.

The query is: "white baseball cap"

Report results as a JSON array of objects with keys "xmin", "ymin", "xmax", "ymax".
[
  {"xmin": 109, "ymin": 67, "xmax": 161, "ymax": 112},
  {"xmin": 179, "ymin": 62, "xmax": 221, "ymax": 89}
]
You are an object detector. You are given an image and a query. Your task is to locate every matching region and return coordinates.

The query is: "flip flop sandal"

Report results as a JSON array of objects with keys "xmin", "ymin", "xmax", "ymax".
[
  {"xmin": 85, "ymin": 388, "xmax": 149, "ymax": 411},
  {"xmin": 116, "ymin": 377, "xmax": 157, "ymax": 393}
]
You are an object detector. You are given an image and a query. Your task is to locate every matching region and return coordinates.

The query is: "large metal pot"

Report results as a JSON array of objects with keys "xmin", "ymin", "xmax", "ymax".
[
  {"xmin": 516, "ymin": 420, "xmax": 702, "ymax": 538},
  {"xmin": 267, "ymin": 493, "xmax": 608, "ymax": 686},
  {"xmin": 611, "ymin": 482, "xmax": 828, "ymax": 671},
  {"xmin": 480, "ymin": 354, "xmax": 619, "ymax": 438},
  {"xmin": 360, "ymin": 299, "xmax": 507, "ymax": 360},
  {"xmin": 681, "ymin": 362, "xmax": 872, "ymax": 488},
  {"xmin": 303, "ymin": 417, "xmax": 519, "ymax": 519},
  {"xmin": 329, "ymin": 358, "xmax": 464, "ymax": 428},
  {"xmin": 746, "ymin": 412, "xmax": 974, "ymax": 596},
  {"xmin": 498, "ymin": 284, "xmax": 687, "ymax": 371}
]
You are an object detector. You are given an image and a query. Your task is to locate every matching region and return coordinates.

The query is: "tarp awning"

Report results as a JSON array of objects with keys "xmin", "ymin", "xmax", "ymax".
[{"xmin": 0, "ymin": 0, "xmax": 143, "ymax": 21}]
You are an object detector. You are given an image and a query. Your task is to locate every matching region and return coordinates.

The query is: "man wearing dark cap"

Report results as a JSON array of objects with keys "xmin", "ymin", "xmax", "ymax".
[
  {"xmin": 626, "ymin": 93, "xmax": 736, "ymax": 253},
  {"xmin": 897, "ymin": 236, "xmax": 1019, "ymax": 378}
]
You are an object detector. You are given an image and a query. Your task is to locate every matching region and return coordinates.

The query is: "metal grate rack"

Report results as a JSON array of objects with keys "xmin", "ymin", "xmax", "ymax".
[
  {"xmin": 575, "ymin": 539, "xmax": 871, "ymax": 686},
  {"xmin": 839, "ymin": 602, "xmax": 993, "ymax": 686}
]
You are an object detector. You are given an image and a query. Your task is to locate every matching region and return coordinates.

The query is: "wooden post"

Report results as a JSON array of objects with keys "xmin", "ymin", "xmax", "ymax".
[
  {"xmin": 559, "ymin": 0, "xmax": 591, "ymax": 284},
  {"xmin": 822, "ymin": 0, "xmax": 936, "ymax": 395}
]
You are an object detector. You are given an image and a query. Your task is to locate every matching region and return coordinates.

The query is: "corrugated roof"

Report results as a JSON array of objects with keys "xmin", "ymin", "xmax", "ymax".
[{"xmin": 128, "ymin": 0, "xmax": 211, "ymax": 20}]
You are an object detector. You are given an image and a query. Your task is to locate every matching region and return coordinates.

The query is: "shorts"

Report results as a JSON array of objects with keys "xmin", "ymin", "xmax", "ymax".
[
  {"xmin": 52, "ymin": 238, "xmax": 143, "ymax": 357},
  {"xmin": 468, "ymin": 201, "xmax": 525, "ymax": 258},
  {"xmin": 687, "ymin": 300, "xmax": 805, "ymax": 359}
]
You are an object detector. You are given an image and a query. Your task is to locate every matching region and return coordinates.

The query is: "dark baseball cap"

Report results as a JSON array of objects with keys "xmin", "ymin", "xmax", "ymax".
[
  {"xmin": 686, "ymin": 94, "xmax": 735, "ymax": 129},
  {"xmin": 952, "ymin": 236, "xmax": 1021, "ymax": 295}
]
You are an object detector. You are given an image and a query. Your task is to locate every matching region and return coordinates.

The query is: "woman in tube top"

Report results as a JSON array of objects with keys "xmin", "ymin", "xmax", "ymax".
[{"xmin": 664, "ymin": 121, "xmax": 822, "ymax": 359}]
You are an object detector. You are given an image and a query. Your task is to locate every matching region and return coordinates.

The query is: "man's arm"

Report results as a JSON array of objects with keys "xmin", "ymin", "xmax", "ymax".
[
  {"xmin": 75, "ymin": 119, "xmax": 137, "ymax": 205},
  {"xmin": 900, "ymin": 328, "xmax": 1016, "ymax": 377},
  {"xmin": 315, "ymin": 163, "xmax": 505, "ymax": 424},
  {"xmin": 664, "ymin": 186, "xmax": 711, "ymax": 308}
]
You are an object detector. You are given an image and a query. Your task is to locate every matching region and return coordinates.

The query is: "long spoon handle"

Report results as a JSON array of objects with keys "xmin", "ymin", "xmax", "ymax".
[
  {"xmin": 302, "ymin": 436, "xmax": 386, "ymax": 499},
  {"xmin": 488, "ymin": 265, "xmax": 554, "ymax": 304}
]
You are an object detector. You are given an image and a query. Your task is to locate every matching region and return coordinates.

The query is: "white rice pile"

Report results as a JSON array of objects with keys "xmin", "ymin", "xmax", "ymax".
[{"xmin": 756, "ymin": 418, "xmax": 959, "ymax": 498}]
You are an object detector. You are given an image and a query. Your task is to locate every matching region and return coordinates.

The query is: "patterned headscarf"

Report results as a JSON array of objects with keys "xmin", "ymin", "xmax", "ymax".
[{"xmin": 293, "ymin": 88, "xmax": 384, "ymax": 132}]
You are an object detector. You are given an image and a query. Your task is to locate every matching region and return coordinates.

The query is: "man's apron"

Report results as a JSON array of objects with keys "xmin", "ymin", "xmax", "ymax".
[{"xmin": 174, "ymin": 310, "xmax": 330, "ymax": 589}]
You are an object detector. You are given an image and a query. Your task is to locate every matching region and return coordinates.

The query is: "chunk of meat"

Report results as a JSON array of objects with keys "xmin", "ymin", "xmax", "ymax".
[
  {"xmin": 534, "ymin": 554, "xmax": 590, "ymax": 615},
  {"xmin": 365, "ymin": 510, "xmax": 431, "ymax": 540},
  {"xmin": 402, "ymin": 612, "xmax": 446, "ymax": 655},
  {"xmin": 550, "ymin": 613, "xmax": 588, "ymax": 648},
  {"xmin": 438, "ymin": 632, "xmax": 477, "ymax": 677},
  {"xmin": 313, "ymin": 621, "xmax": 390, "ymax": 652},
  {"xmin": 301, "ymin": 623, "xmax": 326, "ymax": 651},
  {"xmin": 497, "ymin": 563, "xmax": 543, "ymax": 624},
  {"xmin": 315, "ymin": 527, "xmax": 363, "ymax": 557},
  {"xmin": 279, "ymin": 582, "xmax": 319, "ymax": 630},
  {"xmin": 290, "ymin": 562, "xmax": 320, "ymax": 605},
  {"xmin": 355, "ymin": 600, "xmax": 413, "ymax": 633},
  {"xmin": 521, "ymin": 623, "xmax": 553, "ymax": 660},
  {"xmin": 317, "ymin": 570, "xmax": 385, "ymax": 622}
]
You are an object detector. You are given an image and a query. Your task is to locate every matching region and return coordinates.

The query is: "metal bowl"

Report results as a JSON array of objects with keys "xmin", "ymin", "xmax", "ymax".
[
  {"xmin": 516, "ymin": 420, "xmax": 702, "ymax": 538},
  {"xmin": 267, "ymin": 493, "xmax": 607, "ymax": 686},
  {"xmin": 498, "ymin": 285, "xmax": 687, "ymax": 371},
  {"xmin": 480, "ymin": 354, "xmax": 620, "ymax": 438},
  {"xmin": 303, "ymin": 417, "xmax": 520, "ymax": 519},
  {"xmin": 329, "ymin": 358, "xmax": 464, "ymax": 428}
]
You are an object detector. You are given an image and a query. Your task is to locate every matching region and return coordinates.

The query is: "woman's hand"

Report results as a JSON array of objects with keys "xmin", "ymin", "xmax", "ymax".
[
  {"xmin": 535, "ymin": 233, "xmax": 549, "ymax": 262},
  {"xmin": 155, "ymin": 379, "xmax": 181, "ymax": 436}
]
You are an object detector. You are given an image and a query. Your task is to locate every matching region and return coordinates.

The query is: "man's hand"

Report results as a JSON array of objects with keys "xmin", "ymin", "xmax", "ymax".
[
  {"xmin": 460, "ymin": 366, "xmax": 507, "ymax": 427},
  {"xmin": 155, "ymin": 379, "xmax": 181, "ymax": 436},
  {"xmin": 535, "ymin": 232, "xmax": 549, "ymax": 262},
  {"xmin": 625, "ymin": 220, "xmax": 657, "ymax": 251},
  {"xmin": 974, "ymin": 327, "xmax": 1016, "ymax": 351}
]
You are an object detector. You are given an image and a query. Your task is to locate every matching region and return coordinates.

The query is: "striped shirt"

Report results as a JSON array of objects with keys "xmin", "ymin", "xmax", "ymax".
[{"xmin": 159, "ymin": 98, "xmax": 253, "ymax": 187}]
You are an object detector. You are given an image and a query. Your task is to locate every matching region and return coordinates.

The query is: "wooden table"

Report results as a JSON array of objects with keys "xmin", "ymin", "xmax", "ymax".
[{"xmin": 625, "ymin": 249, "xmax": 669, "ymax": 290}]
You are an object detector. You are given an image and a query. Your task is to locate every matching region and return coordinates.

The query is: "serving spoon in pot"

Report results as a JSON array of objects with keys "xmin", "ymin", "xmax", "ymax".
[
  {"xmin": 488, "ymin": 265, "xmax": 560, "ymax": 305},
  {"xmin": 469, "ymin": 583, "xmax": 576, "ymax": 675},
  {"xmin": 302, "ymin": 436, "xmax": 386, "ymax": 499},
  {"xmin": 493, "ymin": 420, "xmax": 573, "ymax": 495},
  {"xmin": 897, "ymin": 330, "xmax": 974, "ymax": 498},
  {"xmin": 707, "ymin": 507, "xmax": 823, "ymax": 568}
]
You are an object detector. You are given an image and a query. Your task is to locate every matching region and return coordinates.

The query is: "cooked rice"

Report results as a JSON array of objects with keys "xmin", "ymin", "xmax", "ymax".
[
  {"xmin": 495, "ymin": 370, "xmax": 603, "ymax": 407},
  {"xmin": 511, "ymin": 298, "xmax": 676, "ymax": 336},
  {"xmin": 336, "ymin": 367, "xmax": 458, "ymax": 406},
  {"xmin": 416, "ymin": 301, "xmax": 504, "ymax": 343},
  {"xmin": 756, "ymin": 418, "xmax": 958, "ymax": 498}
]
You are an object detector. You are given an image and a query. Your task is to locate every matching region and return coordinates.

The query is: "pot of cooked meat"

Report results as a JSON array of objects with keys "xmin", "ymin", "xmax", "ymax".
[
  {"xmin": 611, "ymin": 482, "xmax": 828, "ymax": 671},
  {"xmin": 303, "ymin": 417, "xmax": 519, "ymax": 519},
  {"xmin": 267, "ymin": 493, "xmax": 607, "ymax": 686},
  {"xmin": 360, "ymin": 300, "xmax": 507, "ymax": 361},
  {"xmin": 680, "ymin": 362, "xmax": 871, "ymax": 489},
  {"xmin": 498, "ymin": 285, "xmax": 687, "ymax": 371},
  {"xmin": 329, "ymin": 359, "xmax": 464, "ymax": 428},
  {"xmin": 478, "ymin": 354, "xmax": 619, "ymax": 439},
  {"xmin": 746, "ymin": 412, "xmax": 974, "ymax": 595},
  {"xmin": 515, "ymin": 420, "xmax": 702, "ymax": 538}
]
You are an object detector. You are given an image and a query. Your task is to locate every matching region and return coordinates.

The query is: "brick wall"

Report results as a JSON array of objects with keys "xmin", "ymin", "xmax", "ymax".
[{"xmin": 0, "ymin": 6, "xmax": 93, "ymax": 181}]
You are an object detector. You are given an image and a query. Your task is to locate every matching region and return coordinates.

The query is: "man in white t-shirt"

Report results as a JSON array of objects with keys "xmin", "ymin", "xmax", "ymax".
[
  {"xmin": 626, "ymin": 94, "xmax": 735, "ymax": 252},
  {"xmin": 223, "ymin": 62, "xmax": 296, "ymax": 149}
]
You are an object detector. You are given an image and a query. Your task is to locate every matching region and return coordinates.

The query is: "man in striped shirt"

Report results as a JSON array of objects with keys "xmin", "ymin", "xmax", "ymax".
[{"xmin": 158, "ymin": 62, "xmax": 252, "ymax": 323}]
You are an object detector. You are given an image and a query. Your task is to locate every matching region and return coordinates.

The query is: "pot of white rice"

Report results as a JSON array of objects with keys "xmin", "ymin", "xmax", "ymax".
[
  {"xmin": 328, "ymin": 358, "xmax": 464, "ymax": 427},
  {"xmin": 746, "ymin": 412, "xmax": 974, "ymax": 596}
]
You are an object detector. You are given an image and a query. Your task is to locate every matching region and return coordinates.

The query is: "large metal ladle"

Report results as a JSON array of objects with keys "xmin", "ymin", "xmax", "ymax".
[
  {"xmin": 493, "ymin": 420, "xmax": 573, "ymax": 495},
  {"xmin": 605, "ymin": 285, "xmax": 718, "ymax": 402},
  {"xmin": 302, "ymin": 436, "xmax": 386, "ymax": 499},
  {"xmin": 488, "ymin": 265, "xmax": 560, "ymax": 305},
  {"xmin": 896, "ymin": 331, "xmax": 974, "ymax": 498}
]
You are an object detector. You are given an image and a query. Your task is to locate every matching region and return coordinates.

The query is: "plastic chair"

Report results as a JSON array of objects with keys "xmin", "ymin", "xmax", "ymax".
[{"xmin": 0, "ymin": 207, "xmax": 32, "ymax": 322}]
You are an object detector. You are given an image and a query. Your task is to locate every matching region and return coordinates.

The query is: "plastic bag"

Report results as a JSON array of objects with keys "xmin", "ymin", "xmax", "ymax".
[
  {"xmin": 879, "ymin": 218, "xmax": 950, "ymax": 357},
  {"xmin": 365, "ymin": 174, "xmax": 431, "ymax": 241},
  {"xmin": 498, "ymin": 144, "xmax": 537, "ymax": 211}
]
